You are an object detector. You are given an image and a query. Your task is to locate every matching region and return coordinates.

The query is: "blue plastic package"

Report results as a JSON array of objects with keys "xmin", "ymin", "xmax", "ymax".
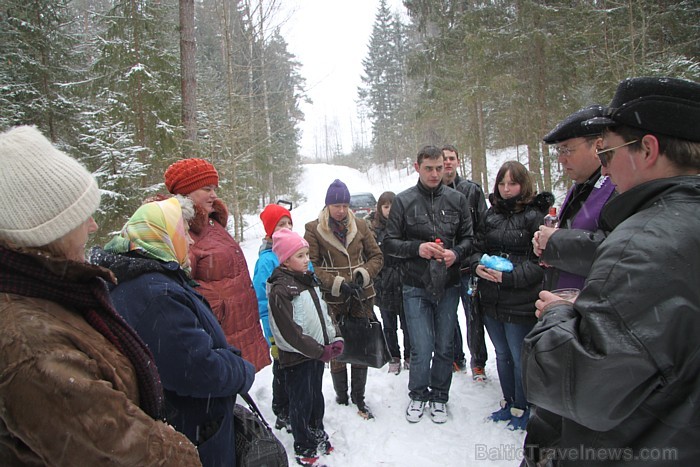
[{"xmin": 480, "ymin": 254, "xmax": 514, "ymax": 272}]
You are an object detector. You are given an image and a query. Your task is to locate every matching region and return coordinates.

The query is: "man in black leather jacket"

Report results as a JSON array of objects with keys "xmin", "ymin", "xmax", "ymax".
[
  {"xmin": 522, "ymin": 76, "xmax": 700, "ymax": 466},
  {"xmin": 442, "ymin": 144, "xmax": 489, "ymax": 381},
  {"xmin": 384, "ymin": 145, "xmax": 473, "ymax": 425}
]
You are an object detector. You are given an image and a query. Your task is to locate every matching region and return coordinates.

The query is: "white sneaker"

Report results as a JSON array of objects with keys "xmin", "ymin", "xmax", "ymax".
[
  {"xmin": 405, "ymin": 399, "xmax": 426, "ymax": 423},
  {"xmin": 429, "ymin": 401, "xmax": 448, "ymax": 424}
]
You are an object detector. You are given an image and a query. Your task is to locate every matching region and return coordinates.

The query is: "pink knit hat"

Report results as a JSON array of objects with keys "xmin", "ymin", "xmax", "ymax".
[{"xmin": 272, "ymin": 228, "xmax": 309, "ymax": 264}]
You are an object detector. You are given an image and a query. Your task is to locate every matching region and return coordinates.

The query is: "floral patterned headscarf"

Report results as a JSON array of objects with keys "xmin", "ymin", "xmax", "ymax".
[{"xmin": 105, "ymin": 197, "xmax": 190, "ymax": 271}]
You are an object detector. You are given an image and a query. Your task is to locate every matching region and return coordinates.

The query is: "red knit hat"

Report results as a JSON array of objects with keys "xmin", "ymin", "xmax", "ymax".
[
  {"xmin": 164, "ymin": 158, "xmax": 219, "ymax": 195},
  {"xmin": 260, "ymin": 204, "xmax": 292, "ymax": 238}
]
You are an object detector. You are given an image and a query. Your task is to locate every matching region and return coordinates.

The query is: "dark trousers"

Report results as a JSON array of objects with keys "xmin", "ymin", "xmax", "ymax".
[
  {"xmin": 453, "ymin": 274, "xmax": 488, "ymax": 368},
  {"xmin": 379, "ymin": 298, "xmax": 411, "ymax": 360},
  {"xmin": 271, "ymin": 359, "xmax": 288, "ymax": 418},
  {"xmin": 284, "ymin": 359, "xmax": 326, "ymax": 455}
]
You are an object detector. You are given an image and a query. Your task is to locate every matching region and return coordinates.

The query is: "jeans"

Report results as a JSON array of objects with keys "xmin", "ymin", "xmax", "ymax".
[
  {"xmin": 284, "ymin": 359, "xmax": 326, "ymax": 455},
  {"xmin": 453, "ymin": 274, "xmax": 488, "ymax": 369},
  {"xmin": 403, "ymin": 283, "xmax": 460, "ymax": 403},
  {"xmin": 483, "ymin": 313, "xmax": 534, "ymax": 409},
  {"xmin": 379, "ymin": 298, "xmax": 411, "ymax": 360}
]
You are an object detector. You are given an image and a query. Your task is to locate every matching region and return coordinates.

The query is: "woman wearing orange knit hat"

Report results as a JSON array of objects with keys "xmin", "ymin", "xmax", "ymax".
[{"xmin": 164, "ymin": 158, "xmax": 270, "ymax": 372}]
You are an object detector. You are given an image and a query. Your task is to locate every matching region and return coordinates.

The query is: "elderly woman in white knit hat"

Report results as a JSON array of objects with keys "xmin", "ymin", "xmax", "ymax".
[{"xmin": 0, "ymin": 126, "xmax": 201, "ymax": 466}]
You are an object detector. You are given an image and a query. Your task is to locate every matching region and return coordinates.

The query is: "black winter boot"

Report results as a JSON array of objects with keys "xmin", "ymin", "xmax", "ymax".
[
  {"xmin": 331, "ymin": 370, "xmax": 349, "ymax": 405},
  {"xmin": 350, "ymin": 367, "xmax": 374, "ymax": 419}
]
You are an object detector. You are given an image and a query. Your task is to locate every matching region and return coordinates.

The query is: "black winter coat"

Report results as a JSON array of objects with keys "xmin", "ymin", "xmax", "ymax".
[
  {"xmin": 470, "ymin": 192, "xmax": 553, "ymax": 325},
  {"xmin": 384, "ymin": 181, "xmax": 473, "ymax": 289}
]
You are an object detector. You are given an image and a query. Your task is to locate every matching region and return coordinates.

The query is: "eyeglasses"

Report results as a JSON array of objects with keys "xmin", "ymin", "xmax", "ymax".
[
  {"xmin": 596, "ymin": 140, "xmax": 638, "ymax": 167},
  {"xmin": 552, "ymin": 140, "xmax": 588, "ymax": 157}
]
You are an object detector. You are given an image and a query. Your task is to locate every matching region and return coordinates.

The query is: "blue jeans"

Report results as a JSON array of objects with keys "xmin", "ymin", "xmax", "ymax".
[
  {"xmin": 403, "ymin": 284, "xmax": 460, "ymax": 403},
  {"xmin": 483, "ymin": 313, "xmax": 534, "ymax": 409}
]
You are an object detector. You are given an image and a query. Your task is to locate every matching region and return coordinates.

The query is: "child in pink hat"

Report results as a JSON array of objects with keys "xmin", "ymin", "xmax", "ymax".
[{"xmin": 267, "ymin": 228, "xmax": 343, "ymax": 466}]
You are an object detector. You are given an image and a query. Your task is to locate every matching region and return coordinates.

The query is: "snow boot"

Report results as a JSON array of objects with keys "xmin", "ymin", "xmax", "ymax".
[
  {"xmin": 489, "ymin": 399, "xmax": 513, "ymax": 422},
  {"xmin": 331, "ymin": 370, "xmax": 349, "ymax": 405},
  {"xmin": 350, "ymin": 367, "xmax": 374, "ymax": 419},
  {"xmin": 507, "ymin": 406, "xmax": 531, "ymax": 431}
]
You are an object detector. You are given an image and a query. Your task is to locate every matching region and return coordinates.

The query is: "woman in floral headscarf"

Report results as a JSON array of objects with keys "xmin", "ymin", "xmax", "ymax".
[{"xmin": 92, "ymin": 196, "xmax": 255, "ymax": 467}]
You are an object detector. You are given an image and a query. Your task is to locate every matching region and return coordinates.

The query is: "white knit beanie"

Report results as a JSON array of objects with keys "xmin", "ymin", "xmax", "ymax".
[{"xmin": 0, "ymin": 126, "xmax": 101, "ymax": 247}]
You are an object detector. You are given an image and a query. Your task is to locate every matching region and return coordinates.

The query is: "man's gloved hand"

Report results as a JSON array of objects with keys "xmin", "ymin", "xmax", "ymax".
[
  {"xmin": 340, "ymin": 281, "xmax": 363, "ymax": 301},
  {"xmin": 269, "ymin": 336, "xmax": 279, "ymax": 360},
  {"xmin": 330, "ymin": 340, "xmax": 344, "ymax": 358},
  {"xmin": 319, "ymin": 345, "xmax": 335, "ymax": 363}
]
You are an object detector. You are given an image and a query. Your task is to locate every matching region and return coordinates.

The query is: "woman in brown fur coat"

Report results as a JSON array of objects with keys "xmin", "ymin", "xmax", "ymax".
[{"xmin": 304, "ymin": 179, "xmax": 383, "ymax": 419}]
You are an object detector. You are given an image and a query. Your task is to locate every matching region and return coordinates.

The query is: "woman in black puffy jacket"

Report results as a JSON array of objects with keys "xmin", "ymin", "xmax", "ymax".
[
  {"xmin": 370, "ymin": 191, "xmax": 411, "ymax": 374},
  {"xmin": 470, "ymin": 160, "xmax": 553, "ymax": 431}
]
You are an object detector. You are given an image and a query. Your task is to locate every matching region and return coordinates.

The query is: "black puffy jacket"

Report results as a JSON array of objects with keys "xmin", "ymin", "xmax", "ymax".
[
  {"xmin": 384, "ymin": 181, "xmax": 473, "ymax": 289},
  {"xmin": 470, "ymin": 192, "xmax": 553, "ymax": 325}
]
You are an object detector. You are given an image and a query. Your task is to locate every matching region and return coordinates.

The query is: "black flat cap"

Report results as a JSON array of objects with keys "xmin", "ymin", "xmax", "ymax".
[
  {"xmin": 583, "ymin": 76, "xmax": 700, "ymax": 142},
  {"xmin": 543, "ymin": 105, "xmax": 607, "ymax": 144}
]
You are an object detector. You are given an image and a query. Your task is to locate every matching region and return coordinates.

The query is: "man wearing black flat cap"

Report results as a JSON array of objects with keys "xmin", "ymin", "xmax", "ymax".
[
  {"xmin": 521, "ymin": 76, "xmax": 700, "ymax": 466},
  {"xmin": 533, "ymin": 105, "xmax": 617, "ymax": 291}
]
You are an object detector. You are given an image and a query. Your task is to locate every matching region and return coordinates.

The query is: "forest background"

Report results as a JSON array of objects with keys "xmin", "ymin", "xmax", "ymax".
[{"xmin": 1, "ymin": 0, "xmax": 698, "ymax": 245}]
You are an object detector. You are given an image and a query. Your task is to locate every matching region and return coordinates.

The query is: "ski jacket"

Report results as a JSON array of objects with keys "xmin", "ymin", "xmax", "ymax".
[
  {"xmin": 189, "ymin": 199, "xmax": 270, "ymax": 372},
  {"xmin": 305, "ymin": 208, "xmax": 383, "ymax": 319},
  {"xmin": 95, "ymin": 249, "xmax": 255, "ymax": 467},
  {"xmin": 383, "ymin": 181, "xmax": 473, "ymax": 289},
  {"xmin": 542, "ymin": 170, "xmax": 616, "ymax": 289},
  {"xmin": 253, "ymin": 239, "xmax": 314, "ymax": 345},
  {"xmin": 267, "ymin": 267, "xmax": 341, "ymax": 368},
  {"xmin": 522, "ymin": 176, "xmax": 700, "ymax": 466},
  {"xmin": 0, "ymin": 250, "xmax": 200, "ymax": 467},
  {"xmin": 470, "ymin": 192, "xmax": 553, "ymax": 325}
]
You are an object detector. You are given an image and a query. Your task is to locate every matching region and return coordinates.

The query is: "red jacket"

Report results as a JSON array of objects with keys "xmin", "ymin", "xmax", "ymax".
[{"xmin": 189, "ymin": 200, "xmax": 271, "ymax": 372}]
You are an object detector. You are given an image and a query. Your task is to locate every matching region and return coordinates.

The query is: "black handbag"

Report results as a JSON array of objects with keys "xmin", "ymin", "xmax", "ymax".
[
  {"xmin": 234, "ymin": 393, "xmax": 289, "ymax": 467},
  {"xmin": 336, "ymin": 315, "xmax": 392, "ymax": 368}
]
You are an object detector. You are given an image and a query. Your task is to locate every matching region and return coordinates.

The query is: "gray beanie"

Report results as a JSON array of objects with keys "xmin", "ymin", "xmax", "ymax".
[{"xmin": 0, "ymin": 126, "xmax": 101, "ymax": 247}]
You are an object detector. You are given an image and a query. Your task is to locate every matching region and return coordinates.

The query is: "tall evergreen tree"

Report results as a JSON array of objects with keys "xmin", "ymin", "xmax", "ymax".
[
  {"xmin": 0, "ymin": 0, "xmax": 83, "ymax": 140},
  {"xmin": 359, "ymin": 0, "xmax": 409, "ymax": 167}
]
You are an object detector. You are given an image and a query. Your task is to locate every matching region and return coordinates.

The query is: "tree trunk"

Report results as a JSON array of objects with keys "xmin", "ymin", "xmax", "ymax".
[{"xmin": 179, "ymin": 0, "xmax": 197, "ymax": 143}]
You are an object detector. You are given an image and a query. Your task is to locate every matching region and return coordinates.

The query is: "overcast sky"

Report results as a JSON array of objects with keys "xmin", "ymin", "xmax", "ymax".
[{"xmin": 279, "ymin": 0, "xmax": 407, "ymax": 158}]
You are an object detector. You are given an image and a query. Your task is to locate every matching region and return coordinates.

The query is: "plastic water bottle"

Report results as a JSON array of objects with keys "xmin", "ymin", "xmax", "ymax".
[{"xmin": 544, "ymin": 207, "xmax": 559, "ymax": 228}]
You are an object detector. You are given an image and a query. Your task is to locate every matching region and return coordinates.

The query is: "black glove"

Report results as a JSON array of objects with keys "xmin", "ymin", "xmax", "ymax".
[
  {"xmin": 354, "ymin": 271, "xmax": 365, "ymax": 287},
  {"xmin": 340, "ymin": 281, "xmax": 363, "ymax": 301}
]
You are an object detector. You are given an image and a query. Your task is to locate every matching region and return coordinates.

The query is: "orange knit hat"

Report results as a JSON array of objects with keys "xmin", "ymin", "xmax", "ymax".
[{"xmin": 164, "ymin": 158, "xmax": 219, "ymax": 195}]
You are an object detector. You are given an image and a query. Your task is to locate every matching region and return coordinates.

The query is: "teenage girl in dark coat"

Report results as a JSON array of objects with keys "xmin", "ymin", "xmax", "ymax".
[{"xmin": 470, "ymin": 161, "xmax": 553, "ymax": 431}]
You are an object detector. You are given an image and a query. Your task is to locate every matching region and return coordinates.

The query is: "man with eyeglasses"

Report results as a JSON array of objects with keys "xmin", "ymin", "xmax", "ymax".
[
  {"xmin": 533, "ymin": 105, "xmax": 617, "ymax": 291},
  {"xmin": 521, "ymin": 76, "xmax": 700, "ymax": 466}
]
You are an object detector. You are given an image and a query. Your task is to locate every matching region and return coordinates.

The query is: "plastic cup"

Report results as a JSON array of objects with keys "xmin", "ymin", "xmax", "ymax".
[{"xmin": 551, "ymin": 288, "xmax": 580, "ymax": 302}]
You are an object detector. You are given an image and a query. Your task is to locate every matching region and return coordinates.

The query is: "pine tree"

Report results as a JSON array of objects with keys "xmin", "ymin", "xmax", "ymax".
[{"xmin": 0, "ymin": 0, "xmax": 83, "ymax": 140}]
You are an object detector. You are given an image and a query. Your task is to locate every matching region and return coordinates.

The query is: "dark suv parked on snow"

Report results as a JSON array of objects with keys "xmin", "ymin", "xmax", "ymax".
[{"xmin": 349, "ymin": 192, "xmax": 377, "ymax": 219}]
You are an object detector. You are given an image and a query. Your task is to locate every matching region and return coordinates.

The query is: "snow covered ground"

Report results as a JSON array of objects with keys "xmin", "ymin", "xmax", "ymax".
[{"xmin": 238, "ymin": 151, "xmax": 559, "ymax": 466}]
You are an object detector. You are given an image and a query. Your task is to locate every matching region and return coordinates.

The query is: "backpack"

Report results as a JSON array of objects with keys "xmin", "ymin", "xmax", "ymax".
[{"xmin": 234, "ymin": 394, "xmax": 289, "ymax": 467}]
